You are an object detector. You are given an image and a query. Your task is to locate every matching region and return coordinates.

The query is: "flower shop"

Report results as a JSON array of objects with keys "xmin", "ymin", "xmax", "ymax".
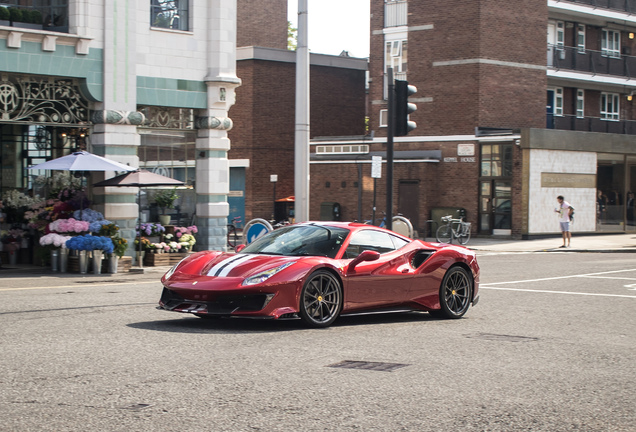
[{"xmin": 0, "ymin": 173, "xmax": 197, "ymax": 273}]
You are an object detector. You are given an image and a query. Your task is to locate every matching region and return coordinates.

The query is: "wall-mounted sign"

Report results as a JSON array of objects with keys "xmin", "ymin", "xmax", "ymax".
[
  {"xmin": 541, "ymin": 173, "xmax": 596, "ymax": 188},
  {"xmin": 457, "ymin": 144, "xmax": 475, "ymax": 156}
]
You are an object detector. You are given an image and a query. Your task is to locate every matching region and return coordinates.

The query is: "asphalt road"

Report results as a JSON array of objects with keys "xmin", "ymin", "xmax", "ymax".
[{"xmin": 0, "ymin": 252, "xmax": 635, "ymax": 431}]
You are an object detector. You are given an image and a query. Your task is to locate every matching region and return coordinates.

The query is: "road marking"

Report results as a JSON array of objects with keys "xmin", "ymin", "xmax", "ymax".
[
  {"xmin": 0, "ymin": 281, "xmax": 158, "ymax": 292},
  {"xmin": 480, "ymin": 286, "xmax": 636, "ymax": 299},
  {"xmin": 482, "ymin": 268, "xmax": 636, "ymax": 286}
]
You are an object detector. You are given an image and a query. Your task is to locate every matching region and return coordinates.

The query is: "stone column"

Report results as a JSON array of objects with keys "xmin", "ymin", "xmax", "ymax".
[
  {"xmin": 195, "ymin": 0, "xmax": 241, "ymax": 251},
  {"xmin": 90, "ymin": 1, "xmax": 143, "ymax": 260}
]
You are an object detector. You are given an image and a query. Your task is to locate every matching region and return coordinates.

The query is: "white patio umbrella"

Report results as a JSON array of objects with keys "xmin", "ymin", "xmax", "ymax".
[{"xmin": 27, "ymin": 151, "xmax": 137, "ymax": 172}]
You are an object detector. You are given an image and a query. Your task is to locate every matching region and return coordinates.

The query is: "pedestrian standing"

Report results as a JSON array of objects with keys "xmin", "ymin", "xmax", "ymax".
[{"xmin": 555, "ymin": 195, "xmax": 574, "ymax": 248}]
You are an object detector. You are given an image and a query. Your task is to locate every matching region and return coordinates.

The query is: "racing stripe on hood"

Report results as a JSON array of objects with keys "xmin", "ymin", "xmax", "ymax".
[{"xmin": 206, "ymin": 254, "xmax": 253, "ymax": 277}]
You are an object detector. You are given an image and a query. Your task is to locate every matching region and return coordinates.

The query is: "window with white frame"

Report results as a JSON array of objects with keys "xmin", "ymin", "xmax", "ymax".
[
  {"xmin": 600, "ymin": 93, "xmax": 619, "ymax": 120},
  {"xmin": 384, "ymin": 39, "xmax": 408, "ymax": 98},
  {"xmin": 379, "ymin": 109, "xmax": 388, "ymax": 127},
  {"xmin": 577, "ymin": 24, "xmax": 585, "ymax": 53},
  {"xmin": 602, "ymin": 29, "xmax": 620, "ymax": 58},
  {"xmin": 576, "ymin": 90, "xmax": 584, "ymax": 118},
  {"xmin": 151, "ymin": 0, "xmax": 189, "ymax": 31},
  {"xmin": 557, "ymin": 21, "xmax": 565, "ymax": 47},
  {"xmin": 554, "ymin": 87, "xmax": 564, "ymax": 116}
]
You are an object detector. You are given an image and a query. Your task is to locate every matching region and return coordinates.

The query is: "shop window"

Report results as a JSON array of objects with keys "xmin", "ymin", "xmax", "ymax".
[{"xmin": 151, "ymin": 0, "xmax": 189, "ymax": 31}]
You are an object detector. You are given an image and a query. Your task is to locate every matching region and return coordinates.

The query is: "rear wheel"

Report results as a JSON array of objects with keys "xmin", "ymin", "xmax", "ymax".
[
  {"xmin": 436, "ymin": 224, "xmax": 452, "ymax": 243},
  {"xmin": 431, "ymin": 266, "xmax": 472, "ymax": 319},
  {"xmin": 299, "ymin": 270, "xmax": 342, "ymax": 328}
]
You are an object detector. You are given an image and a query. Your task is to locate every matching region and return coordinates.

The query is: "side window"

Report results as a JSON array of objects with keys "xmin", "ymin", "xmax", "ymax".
[
  {"xmin": 390, "ymin": 235, "xmax": 410, "ymax": 250},
  {"xmin": 151, "ymin": 0, "xmax": 189, "ymax": 31},
  {"xmin": 345, "ymin": 230, "xmax": 396, "ymax": 258}
]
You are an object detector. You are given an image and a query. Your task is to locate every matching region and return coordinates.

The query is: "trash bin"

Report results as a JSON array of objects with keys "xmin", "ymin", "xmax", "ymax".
[{"xmin": 320, "ymin": 202, "xmax": 341, "ymax": 221}]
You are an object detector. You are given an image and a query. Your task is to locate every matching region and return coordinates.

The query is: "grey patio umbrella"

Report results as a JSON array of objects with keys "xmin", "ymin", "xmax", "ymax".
[
  {"xmin": 93, "ymin": 170, "xmax": 185, "ymax": 267},
  {"xmin": 27, "ymin": 151, "xmax": 137, "ymax": 172}
]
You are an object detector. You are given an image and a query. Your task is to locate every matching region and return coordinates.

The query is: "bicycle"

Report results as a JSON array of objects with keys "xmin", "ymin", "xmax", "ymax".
[
  {"xmin": 435, "ymin": 215, "xmax": 471, "ymax": 245},
  {"xmin": 227, "ymin": 216, "xmax": 242, "ymax": 248}
]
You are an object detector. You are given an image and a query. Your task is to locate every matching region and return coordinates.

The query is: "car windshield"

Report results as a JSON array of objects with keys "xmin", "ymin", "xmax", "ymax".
[{"xmin": 240, "ymin": 225, "xmax": 350, "ymax": 259}]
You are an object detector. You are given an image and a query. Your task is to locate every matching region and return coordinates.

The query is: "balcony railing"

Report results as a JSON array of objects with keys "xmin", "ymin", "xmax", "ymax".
[
  {"xmin": 384, "ymin": 0, "xmax": 407, "ymax": 27},
  {"xmin": 548, "ymin": 44, "xmax": 636, "ymax": 78},
  {"xmin": 0, "ymin": 2, "xmax": 68, "ymax": 33},
  {"xmin": 554, "ymin": 0, "xmax": 636, "ymax": 13},
  {"xmin": 548, "ymin": 114, "xmax": 636, "ymax": 135}
]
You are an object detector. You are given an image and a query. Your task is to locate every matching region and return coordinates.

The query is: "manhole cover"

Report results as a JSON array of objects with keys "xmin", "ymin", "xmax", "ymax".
[
  {"xmin": 327, "ymin": 360, "xmax": 410, "ymax": 372},
  {"xmin": 468, "ymin": 333, "xmax": 539, "ymax": 343}
]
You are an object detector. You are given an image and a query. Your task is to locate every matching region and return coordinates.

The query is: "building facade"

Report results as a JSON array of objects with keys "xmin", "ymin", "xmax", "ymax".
[
  {"xmin": 310, "ymin": 0, "xmax": 636, "ymax": 238},
  {"xmin": 0, "ymin": 0, "xmax": 240, "ymax": 257}
]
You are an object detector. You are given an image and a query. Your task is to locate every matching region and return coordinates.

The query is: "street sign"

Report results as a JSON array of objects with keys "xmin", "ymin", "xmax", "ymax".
[
  {"xmin": 371, "ymin": 156, "xmax": 382, "ymax": 179},
  {"xmin": 246, "ymin": 223, "xmax": 269, "ymax": 244}
]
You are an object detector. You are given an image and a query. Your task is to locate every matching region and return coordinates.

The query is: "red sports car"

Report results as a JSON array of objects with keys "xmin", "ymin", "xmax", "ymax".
[{"xmin": 158, "ymin": 222, "xmax": 480, "ymax": 327}]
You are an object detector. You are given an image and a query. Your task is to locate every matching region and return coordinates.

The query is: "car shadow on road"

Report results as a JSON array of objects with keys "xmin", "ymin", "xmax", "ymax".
[{"xmin": 128, "ymin": 311, "xmax": 438, "ymax": 334}]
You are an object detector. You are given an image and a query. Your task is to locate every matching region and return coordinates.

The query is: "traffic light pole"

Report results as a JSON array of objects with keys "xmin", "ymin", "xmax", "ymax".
[{"xmin": 386, "ymin": 68, "xmax": 394, "ymax": 231}]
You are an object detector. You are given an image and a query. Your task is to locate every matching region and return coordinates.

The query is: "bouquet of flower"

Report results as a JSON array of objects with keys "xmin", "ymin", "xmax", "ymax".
[
  {"xmin": 111, "ymin": 236, "xmax": 128, "ymax": 257},
  {"xmin": 89, "ymin": 219, "xmax": 114, "ymax": 233},
  {"xmin": 134, "ymin": 236, "xmax": 153, "ymax": 251},
  {"xmin": 168, "ymin": 241, "xmax": 181, "ymax": 252},
  {"xmin": 39, "ymin": 233, "xmax": 72, "ymax": 248},
  {"xmin": 137, "ymin": 223, "xmax": 165, "ymax": 236},
  {"xmin": 174, "ymin": 225, "xmax": 198, "ymax": 238},
  {"xmin": 34, "ymin": 172, "xmax": 83, "ymax": 199},
  {"xmin": 66, "ymin": 235, "xmax": 114, "ymax": 253},
  {"xmin": 24, "ymin": 199, "xmax": 60, "ymax": 232},
  {"xmin": 151, "ymin": 242, "xmax": 169, "ymax": 252},
  {"xmin": 1, "ymin": 189, "xmax": 44, "ymax": 210},
  {"xmin": 49, "ymin": 218, "xmax": 90, "ymax": 234},
  {"xmin": 73, "ymin": 208, "xmax": 105, "ymax": 223},
  {"xmin": 98, "ymin": 223, "xmax": 120, "ymax": 237},
  {"xmin": 179, "ymin": 233, "xmax": 196, "ymax": 249}
]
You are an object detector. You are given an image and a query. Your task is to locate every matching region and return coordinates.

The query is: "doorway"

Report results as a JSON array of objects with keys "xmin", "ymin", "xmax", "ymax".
[{"xmin": 398, "ymin": 180, "xmax": 420, "ymax": 231}]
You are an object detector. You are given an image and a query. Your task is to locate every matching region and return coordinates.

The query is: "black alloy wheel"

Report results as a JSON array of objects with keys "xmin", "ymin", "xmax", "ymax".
[
  {"xmin": 431, "ymin": 266, "xmax": 472, "ymax": 319},
  {"xmin": 299, "ymin": 270, "xmax": 342, "ymax": 328}
]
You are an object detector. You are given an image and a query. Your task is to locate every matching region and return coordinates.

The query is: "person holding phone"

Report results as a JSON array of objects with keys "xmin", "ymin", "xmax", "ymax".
[{"xmin": 555, "ymin": 195, "xmax": 574, "ymax": 248}]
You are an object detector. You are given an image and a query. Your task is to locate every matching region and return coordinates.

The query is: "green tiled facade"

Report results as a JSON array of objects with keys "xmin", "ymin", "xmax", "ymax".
[
  {"xmin": 0, "ymin": 42, "xmax": 104, "ymax": 101},
  {"xmin": 136, "ymin": 76, "xmax": 207, "ymax": 108}
]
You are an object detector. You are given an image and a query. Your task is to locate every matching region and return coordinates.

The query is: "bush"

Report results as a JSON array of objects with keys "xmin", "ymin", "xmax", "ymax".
[
  {"xmin": 8, "ymin": 7, "xmax": 22, "ymax": 23},
  {"xmin": 0, "ymin": 7, "xmax": 10, "ymax": 21},
  {"xmin": 29, "ymin": 10, "xmax": 42, "ymax": 24}
]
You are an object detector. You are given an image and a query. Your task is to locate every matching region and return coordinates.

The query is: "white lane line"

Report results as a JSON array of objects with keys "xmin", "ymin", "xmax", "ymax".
[
  {"xmin": 480, "ymin": 286, "xmax": 636, "ymax": 299},
  {"xmin": 580, "ymin": 276, "xmax": 636, "ymax": 281},
  {"xmin": 482, "ymin": 268, "xmax": 636, "ymax": 286},
  {"xmin": 0, "ymin": 281, "xmax": 158, "ymax": 292}
]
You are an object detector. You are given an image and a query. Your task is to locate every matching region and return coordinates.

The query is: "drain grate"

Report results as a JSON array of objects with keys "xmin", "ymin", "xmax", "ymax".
[
  {"xmin": 467, "ymin": 332, "xmax": 539, "ymax": 343},
  {"xmin": 327, "ymin": 360, "xmax": 410, "ymax": 372}
]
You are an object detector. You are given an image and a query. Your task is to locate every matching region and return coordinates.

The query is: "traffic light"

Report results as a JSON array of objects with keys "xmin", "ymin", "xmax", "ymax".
[{"xmin": 394, "ymin": 80, "xmax": 417, "ymax": 136}]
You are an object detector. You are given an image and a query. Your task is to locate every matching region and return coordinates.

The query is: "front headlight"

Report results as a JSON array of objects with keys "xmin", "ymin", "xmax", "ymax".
[
  {"xmin": 242, "ymin": 261, "xmax": 295, "ymax": 286},
  {"xmin": 164, "ymin": 258, "xmax": 187, "ymax": 280}
]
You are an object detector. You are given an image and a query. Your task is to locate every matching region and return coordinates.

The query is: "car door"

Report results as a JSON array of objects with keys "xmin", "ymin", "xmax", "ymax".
[{"xmin": 342, "ymin": 229, "xmax": 414, "ymax": 311}]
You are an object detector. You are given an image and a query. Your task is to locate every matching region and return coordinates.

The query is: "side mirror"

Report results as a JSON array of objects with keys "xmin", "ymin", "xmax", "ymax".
[
  {"xmin": 234, "ymin": 244, "xmax": 246, "ymax": 253},
  {"xmin": 347, "ymin": 250, "xmax": 380, "ymax": 273}
]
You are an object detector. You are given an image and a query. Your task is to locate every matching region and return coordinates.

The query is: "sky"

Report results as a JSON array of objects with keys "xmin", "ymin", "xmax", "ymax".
[{"xmin": 287, "ymin": 0, "xmax": 370, "ymax": 58}]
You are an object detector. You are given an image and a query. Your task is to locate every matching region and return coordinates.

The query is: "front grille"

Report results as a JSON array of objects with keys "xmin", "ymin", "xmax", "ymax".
[{"xmin": 160, "ymin": 287, "xmax": 270, "ymax": 314}]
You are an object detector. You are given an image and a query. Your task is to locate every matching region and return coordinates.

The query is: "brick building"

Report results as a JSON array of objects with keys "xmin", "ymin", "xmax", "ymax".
[
  {"xmin": 309, "ymin": 0, "xmax": 636, "ymax": 238},
  {"xmin": 229, "ymin": 0, "xmax": 367, "ymax": 224}
]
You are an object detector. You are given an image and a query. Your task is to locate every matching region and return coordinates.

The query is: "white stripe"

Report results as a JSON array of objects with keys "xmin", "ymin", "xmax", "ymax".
[
  {"xmin": 480, "ymin": 286, "xmax": 636, "ymax": 299},
  {"xmin": 206, "ymin": 254, "xmax": 248, "ymax": 277},
  {"xmin": 217, "ymin": 254, "xmax": 254, "ymax": 277},
  {"xmin": 482, "ymin": 269, "xmax": 636, "ymax": 286}
]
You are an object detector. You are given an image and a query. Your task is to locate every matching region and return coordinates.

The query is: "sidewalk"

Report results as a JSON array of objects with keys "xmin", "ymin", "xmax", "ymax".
[
  {"xmin": 1, "ymin": 233, "xmax": 635, "ymax": 277},
  {"xmin": 463, "ymin": 233, "xmax": 636, "ymax": 253}
]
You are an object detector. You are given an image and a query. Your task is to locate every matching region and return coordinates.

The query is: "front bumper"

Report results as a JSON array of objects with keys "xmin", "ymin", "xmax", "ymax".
[{"xmin": 159, "ymin": 287, "xmax": 275, "ymax": 315}]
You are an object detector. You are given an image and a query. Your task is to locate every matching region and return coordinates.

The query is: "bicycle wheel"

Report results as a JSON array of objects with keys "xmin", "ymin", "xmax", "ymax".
[
  {"xmin": 458, "ymin": 229, "xmax": 471, "ymax": 245},
  {"xmin": 227, "ymin": 225, "xmax": 238, "ymax": 248},
  {"xmin": 436, "ymin": 224, "xmax": 452, "ymax": 243}
]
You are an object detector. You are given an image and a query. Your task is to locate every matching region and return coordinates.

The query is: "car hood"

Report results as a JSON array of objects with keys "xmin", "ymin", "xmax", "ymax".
[{"xmin": 198, "ymin": 253, "xmax": 300, "ymax": 278}]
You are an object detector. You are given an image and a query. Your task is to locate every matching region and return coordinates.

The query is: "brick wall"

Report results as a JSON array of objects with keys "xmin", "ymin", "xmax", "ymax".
[
  {"xmin": 237, "ymin": 0, "xmax": 288, "ymax": 49},
  {"xmin": 229, "ymin": 58, "xmax": 366, "ymax": 222}
]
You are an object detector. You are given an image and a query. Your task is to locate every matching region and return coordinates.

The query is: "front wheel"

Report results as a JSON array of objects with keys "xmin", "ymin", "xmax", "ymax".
[
  {"xmin": 430, "ymin": 266, "xmax": 472, "ymax": 319},
  {"xmin": 457, "ymin": 229, "xmax": 471, "ymax": 245},
  {"xmin": 436, "ymin": 224, "xmax": 452, "ymax": 243},
  {"xmin": 299, "ymin": 270, "xmax": 342, "ymax": 328}
]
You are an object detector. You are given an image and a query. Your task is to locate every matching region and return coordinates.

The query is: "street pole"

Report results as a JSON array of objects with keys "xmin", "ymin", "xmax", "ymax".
[
  {"xmin": 294, "ymin": 0, "xmax": 310, "ymax": 222},
  {"xmin": 386, "ymin": 68, "xmax": 394, "ymax": 231}
]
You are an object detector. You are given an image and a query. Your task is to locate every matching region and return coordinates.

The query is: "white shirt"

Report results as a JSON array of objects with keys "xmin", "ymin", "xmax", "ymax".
[{"xmin": 558, "ymin": 201, "xmax": 572, "ymax": 222}]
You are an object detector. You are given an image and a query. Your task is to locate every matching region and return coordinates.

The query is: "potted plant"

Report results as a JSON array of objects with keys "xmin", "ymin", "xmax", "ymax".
[{"xmin": 153, "ymin": 188, "xmax": 179, "ymax": 226}]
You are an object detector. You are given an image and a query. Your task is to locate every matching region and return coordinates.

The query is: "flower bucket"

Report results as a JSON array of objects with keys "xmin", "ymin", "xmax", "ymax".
[
  {"xmin": 9, "ymin": 251, "xmax": 17, "ymax": 266},
  {"xmin": 79, "ymin": 250, "xmax": 88, "ymax": 274},
  {"xmin": 92, "ymin": 250, "xmax": 103, "ymax": 274},
  {"xmin": 136, "ymin": 251, "xmax": 145, "ymax": 267},
  {"xmin": 108, "ymin": 255, "xmax": 118, "ymax": 274},
  {"xmin": 59, "ymin": 248, "xmax": 68, "ymax": 273},
  {"xmin": 50, "ymin": 249, "xmax": 59, "ymax": 272}
]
